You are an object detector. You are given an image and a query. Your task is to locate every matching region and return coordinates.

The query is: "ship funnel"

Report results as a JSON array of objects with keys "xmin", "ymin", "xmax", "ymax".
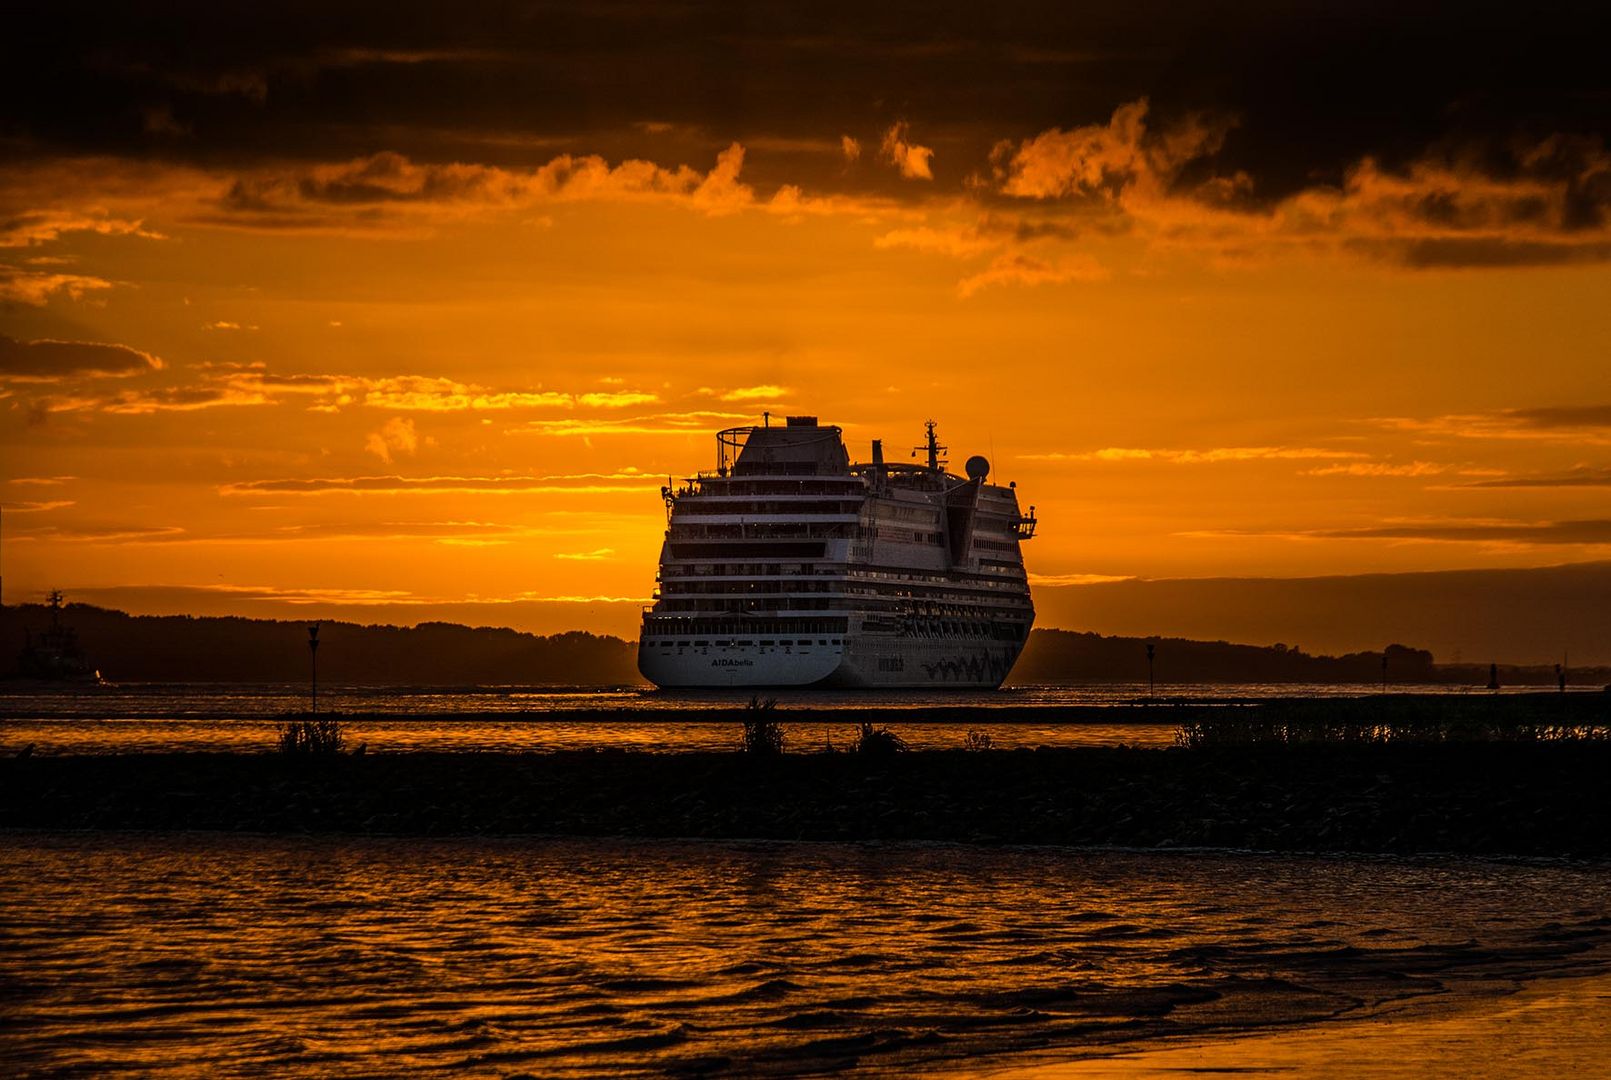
[{"xmin": 871, "ymin": 439, "xmax": 884, "ymax": 466}]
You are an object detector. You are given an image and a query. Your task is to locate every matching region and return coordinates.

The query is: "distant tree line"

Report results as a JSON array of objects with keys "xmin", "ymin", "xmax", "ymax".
[
  {"xmin": 0, "ymin": 604, "xmax": 641, "ymax": 686},
  {"xmin": 1010, "ymin": 629, "xmax": 1608, "ymax": 687},
  {"xmin": 1, "ymin": 605, "xmax": 1604, "ymax": 687}
]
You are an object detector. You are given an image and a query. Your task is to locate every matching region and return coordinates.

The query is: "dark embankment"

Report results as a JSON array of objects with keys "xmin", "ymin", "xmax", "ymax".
[{"xmin": 5, "ymin": 743, "xmax": 1608, "ymax": 855}]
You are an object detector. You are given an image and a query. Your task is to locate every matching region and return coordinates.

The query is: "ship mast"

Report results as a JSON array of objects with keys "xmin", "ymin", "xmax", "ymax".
[{"xmin": 914, "ymin": 419, "xmax": 947, "ymax": 472}]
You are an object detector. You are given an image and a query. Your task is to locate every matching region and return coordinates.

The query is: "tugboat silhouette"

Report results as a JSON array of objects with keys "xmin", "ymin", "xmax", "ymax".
[{"xmin": 14, "ymin": 590, "xmax": 102, "ymax": 684}]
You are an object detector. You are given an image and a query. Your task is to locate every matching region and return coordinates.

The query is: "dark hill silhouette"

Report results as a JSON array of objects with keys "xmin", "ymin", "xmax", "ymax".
[
  {"xmin": 0, "ymin": 604, "xmax": 640, "ymax": 685},
  {"xmin": 1011, "ymin": 629, "xmax": 1609, "ymax": 687},
  {"xmin": 3, "ymin": 604, "xmax": 1605, "ymax": 687},
  {"xmin": 1011, "ymin": 630, "xmax": 1434, "ymax": 685}
]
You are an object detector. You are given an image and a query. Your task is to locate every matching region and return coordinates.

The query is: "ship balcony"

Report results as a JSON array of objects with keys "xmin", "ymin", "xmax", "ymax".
[
  {"xmin": 666, "ymin": 519, "xmax": 863, "ymax": 531},
  {"xmin": 1012, "ymin": 508, "xmax": 1038, "ymax": 540}
]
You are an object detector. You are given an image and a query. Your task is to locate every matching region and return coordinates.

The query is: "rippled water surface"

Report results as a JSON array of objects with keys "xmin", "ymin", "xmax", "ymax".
[
  {"xmin": 0, "ymin": 716, "xmax": 1182, "ymax": 754},
  {"xmin": 3, "ymin": 835, "xmax": 1608, "ymax": 1076}
]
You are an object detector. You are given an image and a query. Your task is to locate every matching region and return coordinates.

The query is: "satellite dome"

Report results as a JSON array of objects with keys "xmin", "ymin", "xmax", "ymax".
[{"xmin": 964, "ymin": 455, "xmax": 990, "ymax": 481}]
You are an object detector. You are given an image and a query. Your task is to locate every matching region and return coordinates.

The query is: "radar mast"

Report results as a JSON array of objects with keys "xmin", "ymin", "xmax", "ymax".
[{"xmin": 914, "ymin": 420, "xmax": 947, "ymax": 472}]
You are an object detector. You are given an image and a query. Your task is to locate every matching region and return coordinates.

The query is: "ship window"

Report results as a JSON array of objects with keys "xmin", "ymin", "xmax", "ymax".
[
  {"xmin": 716, "ymin": 639, "xmax": 733, "ymax": 646},
  {"xmin": 760, "ymin": 640, "xmax": 774, "ymax": 646},
  {"xmin": 677, "ymin": 641, "xmax": 691, "ymax": 647},
  {"xmin": 832, "ymin": 639, "xmax": 842, "ymax": 645},
  {"xmin": 695, "ymin": 640, "xmax": 710, "ymax": 646},
  {"xmin": 738, "ymin": 640, "xmax": 753, "ymax": 646},
  {"xmin": 818, "ymin": 639, "xmax": 828, "ymax": 645}
]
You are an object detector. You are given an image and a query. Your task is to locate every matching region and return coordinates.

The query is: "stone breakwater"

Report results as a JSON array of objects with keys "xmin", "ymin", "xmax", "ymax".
[{"xmin": 3, "ymin": 743, "xmax": 1609, "ymax": 855}]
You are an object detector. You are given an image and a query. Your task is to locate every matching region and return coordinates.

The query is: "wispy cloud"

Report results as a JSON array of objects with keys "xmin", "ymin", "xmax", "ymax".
[
  {"xmin": 220, "ymin": 473, "xmax": 656, "ymax": 496},
  {"xmin": 881, "ymin": 122, "xmax": 935, "ymax": 181},
  {"xmin": 1204, "ymin": 517, "xmax": 1611, "ymax": 547},
  {"xmin": 0, "ymin": 210, "xmax": 164, "ymax": 248},
  {"xmin": 7, "ymin": 357, "xmax": 663, "ymax": 419},
  {"xmin": 1377, "ymin": 405, "xmax": 1611, "ymax": 445},
  {"xmin": 1301, "ymin": 461, "xmax": 1452, "ymax": 478},
  {"xmin": 210, "ymin": 143, "xmax": 761, "ymax": 231},
  {"xmin": 364, "ymin": 416, "xmax": 422, "ymax": 463},
  {"xmin": 989, "ymin": 98, "xmax": 1611, "ymax": 271},
  {"xmin": 702, "ymin": 384, "xmax": 790, "ymax": 402},
  {"xmin": 1028, "ymin": 572, "xmax": 1136, "ymax": 586},
  {"xmin": 1313, "ymin": 518, "xmax": 1611, "ymax": 546},
  {"xmin": 957, "ymin": 252, "xmax": 1108, "ymax": 297},
  {"xmin": 0, "ymin": 268, "xmax": 114, "ymax": 305},
  {"xmin": 994, "ymin": 97, "xmax": 1234, "ymax": 204},
  {"xmin": 1024, "ymin": 446, "xmax": 1366, "ymax": 464},
  {"xmin": 554, "ymin": 547, "xmax": 616, "ymax": 560},
  {"xmin": 509, "ymin": 410, "xmax": 750, "ymax": 437}
]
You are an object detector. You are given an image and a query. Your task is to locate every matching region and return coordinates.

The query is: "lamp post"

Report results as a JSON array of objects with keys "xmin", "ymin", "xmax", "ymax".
[
  {"xmin": 308, "ymin": 624, "xmax": 321, "ymax": 715},
  {"xmin": 1145, "ymin": 641, "xmax": 1156, "ymax": 701}
]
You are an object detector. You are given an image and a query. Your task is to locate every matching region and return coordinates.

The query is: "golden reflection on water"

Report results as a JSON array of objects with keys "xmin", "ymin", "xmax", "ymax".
[
  {"xmin": 3, "ymin": 836, "xmax": 1609, "ymax": 1075},
  {"xmin": 0, "ymin": 717, "xmax": 1180, "ymax": 755}
]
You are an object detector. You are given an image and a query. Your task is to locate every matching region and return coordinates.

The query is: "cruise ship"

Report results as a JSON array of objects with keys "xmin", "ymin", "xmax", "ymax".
[{"xmin": 638, "ymin": 415, "xmax": 1038, "ymax": 688}]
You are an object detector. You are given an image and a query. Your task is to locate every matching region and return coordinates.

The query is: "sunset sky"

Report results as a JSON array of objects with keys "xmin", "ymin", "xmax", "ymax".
[{"xmin": 4, "ymin": 2, "xmax": 1610, "ymax": 650}]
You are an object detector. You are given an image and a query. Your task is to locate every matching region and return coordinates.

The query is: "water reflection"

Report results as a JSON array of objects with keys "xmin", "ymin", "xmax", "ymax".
[
  {"xmin": 0, "ymin": 716, "xmax": 1180, "ymax": 755},
  {"xmin": 3, "ymin": 835, "xmax": 1608, "ymax": 1076}
]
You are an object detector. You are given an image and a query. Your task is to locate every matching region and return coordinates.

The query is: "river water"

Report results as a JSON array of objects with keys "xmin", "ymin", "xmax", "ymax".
[
  {"xmin": 2, "ymin": 834, "xmax": 1607, "ymax": 1077},
  {"xmin": 0, "ymin": 681, "xmax": 1564, "ymax": 755}
]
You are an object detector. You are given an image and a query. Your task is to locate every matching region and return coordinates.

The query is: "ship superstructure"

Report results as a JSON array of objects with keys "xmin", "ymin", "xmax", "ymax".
[{"xmin": 638, "ymin": 416, "xmax": 1038, "ymax": 688}]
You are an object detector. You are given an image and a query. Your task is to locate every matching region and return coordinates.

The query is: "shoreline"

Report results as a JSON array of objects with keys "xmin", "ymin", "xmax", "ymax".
[
  {"xmin": 2, "ymin": 689, "xmax": 1607, "ymax": 725},
  {"xmin": 981, "ymin": 970, "xmax": 1611, "ymax": 1079},
  {"xmin": 5, "ymin": 743, "xmax": 1609, "ymax": 855}
]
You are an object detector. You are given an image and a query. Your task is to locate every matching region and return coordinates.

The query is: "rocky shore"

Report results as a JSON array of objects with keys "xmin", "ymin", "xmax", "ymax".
[{"xmin": 4, "ymin": 743, "xmax": 1609, "ymax": 855}]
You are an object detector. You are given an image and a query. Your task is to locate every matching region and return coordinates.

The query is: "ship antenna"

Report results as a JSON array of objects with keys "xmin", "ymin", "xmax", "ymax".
[{"xmin": 913, "ymin": 419, "xmax": 947, "ymax": 471}]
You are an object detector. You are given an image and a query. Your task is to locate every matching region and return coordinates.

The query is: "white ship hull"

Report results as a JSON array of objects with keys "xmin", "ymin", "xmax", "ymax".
[{"xmin": 638, "ymin": 633, "xmax": 1027, "ymax": 689}]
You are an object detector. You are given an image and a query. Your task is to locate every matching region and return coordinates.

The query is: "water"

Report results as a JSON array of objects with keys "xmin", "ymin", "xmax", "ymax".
[
  {"xmin": 3, "ymin": 834, "xmax": 1607, "ymax": 1076},
  {"xmin": 0, "ymin": 681, "xmax": 1542, "ymax": 719},
  {"xmin": 0, "ymin": 681, "xmax": 1555, "ymax": 755},
  {"xmin": 0, "ymin": 716, "xmax": 1184, "ymax": 754}
]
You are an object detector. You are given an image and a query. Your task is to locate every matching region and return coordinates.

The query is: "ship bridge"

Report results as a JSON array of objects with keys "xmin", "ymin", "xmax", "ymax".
[{"xmin": 718, "ymin": 415, "xmax": 851, "ymax": 477}]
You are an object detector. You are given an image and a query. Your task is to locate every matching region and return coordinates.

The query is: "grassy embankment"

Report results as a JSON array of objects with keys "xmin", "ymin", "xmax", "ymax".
[{"xmin": 3, "ymin": 694, "xmax": 1608, "ymax": 854}]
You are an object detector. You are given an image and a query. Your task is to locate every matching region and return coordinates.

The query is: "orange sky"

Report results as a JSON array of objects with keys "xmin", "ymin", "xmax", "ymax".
[{"xmin": 4, "ymin": 5, "xmax": 1610, "ymax": 644}]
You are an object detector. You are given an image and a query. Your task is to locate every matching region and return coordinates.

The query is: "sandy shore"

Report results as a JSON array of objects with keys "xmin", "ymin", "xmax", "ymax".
[{"xmin": 983, "ymin": 972, "xmax": 1611, "ymax": 1078}]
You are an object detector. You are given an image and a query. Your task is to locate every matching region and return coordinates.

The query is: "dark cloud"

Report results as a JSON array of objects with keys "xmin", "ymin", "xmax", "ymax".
[
  {"xmin": 1316, "ymin": 519, "xmax": 1611, "ymax": 545},
  {"xmin": 3, "ymin": 1, "xmax": 1606, "ymax": 196},
  {"xmin": 1506, "ymin": 404, "xmax": 1611, "ymax": 429},
  {"xmin": 1466, "ymin": 468, "xmax": 1611, "ymax": 489},
  {"xmin": 1386, "ymin": 237, "xmax": 1611, "ymax": 269},
  {"xmin": 0, "ymin": 334, "xmax": 163, "ymax": 380},
  {"xmin": 4, "ymin": 2, "xmax": 1609, "ymax": 270}
]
